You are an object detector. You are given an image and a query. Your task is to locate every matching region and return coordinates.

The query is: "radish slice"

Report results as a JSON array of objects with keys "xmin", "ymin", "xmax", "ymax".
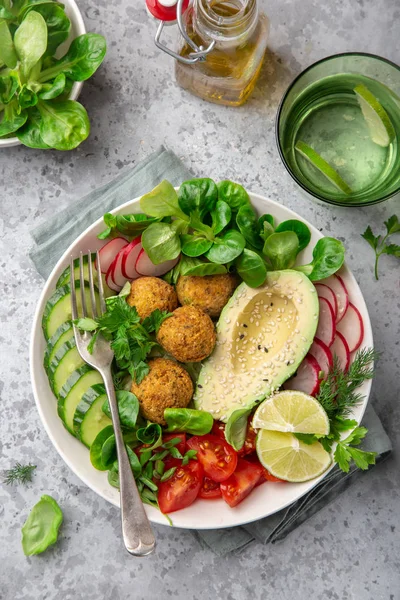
[
  {"xmin": 135, "ymin": 249, "xmax": 180, "ymax": 277},
  {"xmin": 336, "ymin": 302, "xmax": 364, "ymax": 353},
  {"xmin": 97, "ymin": 238, "xmax": 128, "ymax": 274},
  {"xmin": 284, "ymin": 354, "xmax": 321, "ymax": 396},
  {"xmin": 121, "ymin": 238, "xmax": 142, "ymax": 280},
  {"xmin": 106, "ymin": 264, "xmax": 121, "ymax": 292},
  {"xmin": 315, "ymin": 297, "xmax": 336, "ymax": 347},
  {"xmin": 330, "ymin": 332, "xmax": 350, "ymax": 372},
  {"xmin": 320, "ymin": 274, "xmax": 349, "ymax": 323},
  {"xmin": 111, "ymin": 249, "xmax": 128, "ymax": 288},
  {"xmin": 309, "ymin": 338, "xmax": 333, "ymax": 379},
  {"xmin": 315, "ymin": 283, "xmax": 338, "ymax": 318}
]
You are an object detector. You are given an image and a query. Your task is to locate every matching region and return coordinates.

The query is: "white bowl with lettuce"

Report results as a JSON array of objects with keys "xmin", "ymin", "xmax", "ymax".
[
  {"xmin": 29, "ymin": 190, "xmax": 374, "ymax": 530},
  {"xmin": 0, "ymin": 0, "xmax": 106, "ymax": 150}
]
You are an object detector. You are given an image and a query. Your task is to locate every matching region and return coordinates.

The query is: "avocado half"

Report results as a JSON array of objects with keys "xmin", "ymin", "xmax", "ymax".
[{"xmin": 194, "ymin": 270, "xmax": 319, "ymax": 422}]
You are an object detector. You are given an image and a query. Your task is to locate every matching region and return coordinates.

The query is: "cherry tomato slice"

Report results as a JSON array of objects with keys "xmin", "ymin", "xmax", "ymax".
[
  {"xmin": 220, "ymin": 458, "xmax": 263, "ymax": 508},
  {"xmin": 211, "ymin": 420, "xmax": 256, "ymax": 456},
  {"xmin": 199, "ymin": 477, "xmax": 222, "ymax": 499},
  {"xmin": 158, "ymin": 460, "xmax": 203, "ymax": 514},
  {"xmin": 187, "ymin": 434, "xmax": 238, "ymax": 483},
  {"xmin": 161, "ymin": 432, "xmax": 186, "ymax": 455}
]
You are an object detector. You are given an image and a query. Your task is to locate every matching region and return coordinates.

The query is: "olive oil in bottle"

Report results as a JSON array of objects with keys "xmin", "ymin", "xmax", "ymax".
[{"xmin": 175, "ymin": 0, "xmax": 269, "ymax": 106}]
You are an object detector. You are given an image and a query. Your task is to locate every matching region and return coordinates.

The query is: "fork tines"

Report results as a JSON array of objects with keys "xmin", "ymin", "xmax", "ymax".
[{"xmin": 70, "ymin": 251, "xmax": 106, "ymax": 321}]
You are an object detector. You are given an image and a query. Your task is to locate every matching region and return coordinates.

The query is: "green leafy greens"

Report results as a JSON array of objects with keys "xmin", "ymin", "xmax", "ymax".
[
  {"xmin": 0, "ymin": 2, "xmax": 106, "ymax": 150},
  {"xmin": 361, "ymin": 215, "xmax": 400, "ymax": 280},
  {"xmin": 75, "ymin": 298, "xmax": 172, "ymax": 384},
  {"xmin": 164, "ymin": 408, "xmax": 214, "ymax": 436},
  {"xmin": 295, "ymin": 348, "xmax": 378, "ymax": 473},
  {"xmin": 21, "ymin": 495, "xmax": 63, "ymax": 556},
  {"xmin": 98, "ymin": 178, "xmax": 346, "ymax": 288}
]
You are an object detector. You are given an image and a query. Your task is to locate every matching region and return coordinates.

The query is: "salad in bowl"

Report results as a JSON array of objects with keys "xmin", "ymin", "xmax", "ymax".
[{"xmin": 32, "ymin": 178, "xmax": 375, "ymax": 527}]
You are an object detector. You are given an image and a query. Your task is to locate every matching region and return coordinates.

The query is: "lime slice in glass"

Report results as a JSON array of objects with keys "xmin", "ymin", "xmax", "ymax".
[
  {"xmin": 354, "ymin": 83, "xmax": 395, "ymax": 147},
  {"xmin": 295, "ymin": 141, "xmax": 353, "ymax": 195},
  {"xmin": 252, "ymin": 390, "xmax": 330, "ymax": 435},
  {"xmin": 256, "ymin": 429, "xmax": 331, "ymax": 482}
]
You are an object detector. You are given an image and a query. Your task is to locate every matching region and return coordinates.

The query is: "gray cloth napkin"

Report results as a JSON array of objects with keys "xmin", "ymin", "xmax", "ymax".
[
  {"xmin": 29, "ymin": 146, "xmax": 392, "ymax": 556},
  {"xmin": 30, "ymin": 146, "xmax": 192, "ymax": 279}
]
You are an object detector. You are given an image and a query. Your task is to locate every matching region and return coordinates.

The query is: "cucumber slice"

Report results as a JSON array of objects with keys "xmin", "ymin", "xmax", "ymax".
[
  {"xmin": 73, "ymin": 383, "xmax": 112, "ymax": 447},
  {"xmin": 57, "ymin": 254, "xmax": 115, "ymax": 298},
  {"xmin": 58, "ymin": 365, "xmax": 103, "ymax": 435},
  {"xmin": 42, "ymin": 280, "xmax": 100, "ymax": 341},
  {"xmin": 48, "ymin": 339, "xmax": 85, "ymax": 397},
  {"xmin": 43, "ymin": 321, "xmax": 74, "ymax": 374}
]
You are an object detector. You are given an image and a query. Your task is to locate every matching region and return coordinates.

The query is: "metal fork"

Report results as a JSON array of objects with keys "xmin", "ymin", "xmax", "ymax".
[{"xmin": 71, "ymin": 251, "xmax": 156, "ymax": 557}]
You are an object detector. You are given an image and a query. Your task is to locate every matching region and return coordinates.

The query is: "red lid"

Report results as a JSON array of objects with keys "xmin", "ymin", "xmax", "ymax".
[{"xmin": 146, "ymin": 0, "xmax": 189, "ymax": 22}]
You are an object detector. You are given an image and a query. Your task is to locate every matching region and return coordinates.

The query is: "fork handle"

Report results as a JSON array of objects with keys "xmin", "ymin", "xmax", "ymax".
[{"xmin": 103, "ymin": 372, "xmax": 156, "ymax": 556}]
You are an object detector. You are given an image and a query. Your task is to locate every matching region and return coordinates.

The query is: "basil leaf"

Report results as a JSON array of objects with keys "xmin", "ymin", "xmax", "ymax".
[
  {"xmin": 141, "ymin": 221, "xmax": 181, "ymax": 265},
  {"xmin": 224, "ymin": 408, "xmax": 252, "ymax": 451},
  {"xmin": 217, "ymin": 180, "xmax": 250, "ymax": 211},
  {"xmin": 102, "ymin": 391, "xmax": 139, "ymax": 430},
  {"xmin": 235, "ymin": 248, "xmax": 267, "ymax": 287},
  {"xmin": 16, "ymin": 107, "xmax": 50, "ymax": 148},
  {"xmin": 206, "ymin": 229, "xmax": 246, "ymax": 264},
  {"xmin": 140, "ymin": 180, "xmax": 188, "ymax": 220},
  {"xmin": 275, "ymin": 220, "xmax": 311, "ymax": 252},
  {"xmin": 184, "ymin": 262, "xmax": 228, "ymax": 276},
  {"xmin": 236, "ymin": 204, "xmax": 263, "ymax": 249},
  {"xmin": 39, "ymin": 33, "xmax": 107, "ymax": 82},
  {"xmin": 37, "ymin": 99, "xmax": 90, "ymax": 150},
  {"xmin": 181, "ymin": 234, "xmax": 213, "ymax": 257},
  {"xmin": 126, "ymin": 445, "xmax": 142, "ymax": 477},
  {"xmin": 211, "ymin": 200, "xmax": 232, "ymax": 234},
  {"xmin": 101, "ymin": 434, "xmax": 117, "ymax": 469},
  {"xmin": 21, "ymin": 495, "xmax": 63, "ymax": 556},
  {"xmin": 164, "ymin": 408, "xmax": 214, "ymax": 436},
  {"xmin": 14, "ymin": 11, "xmax": 47, "ymax": 78},
  {"xmin": 137, "ymin": 423, "xmax": 163, "ymax": 451},
  {"xmin": 90, "ymin": 425, "xmax": 114, "ymax": 471},
  {"xmin": 178, "ymin": 178, "xmax": 218, "ymax": 218},
  {"xmin": 263, "ymin": 231, "xmax": 299, "ymax": 270},
  {"xmin": 38, "ymin": 73, "xmax": 66, "ymax": 100},
  {"xmin": 295, "ymin": 237, "xmax": 345, "ymax": 281},
  {"xmin": 0, "ymin": 20, "xmax": 17, "ymax": 68}
]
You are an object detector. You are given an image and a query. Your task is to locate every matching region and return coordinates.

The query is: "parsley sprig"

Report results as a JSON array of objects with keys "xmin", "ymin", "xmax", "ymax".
[
  {"xmin": 296, "ymin": 348, "xmax": 379, "ymax": 473},
  {"xmin": 75, "ymin": 297, "xmax": 172, "ymax": 384},
  {"xmin": 3, "ymin": 463, "xmax": 37, "ymax": 486},
  {"xmin": 361, "ymin": 215, "xmax": 400, "ymax": 280}
]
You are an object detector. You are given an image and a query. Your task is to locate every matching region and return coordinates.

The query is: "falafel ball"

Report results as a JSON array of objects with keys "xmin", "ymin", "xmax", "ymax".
[
  {"xmin": 176, "ymin": 273, "xmax": 239, "ymax": 318},
  {"xmin": 156, "ymin": 305, "xmax": 216, "ymax": 363},
  {"xmin": 127, "ymin": 276, "xmax": 178, "ymax": 320},
  {"xmin": 131, "ymin": 358, "xmax": 193, "ymax": 425}
]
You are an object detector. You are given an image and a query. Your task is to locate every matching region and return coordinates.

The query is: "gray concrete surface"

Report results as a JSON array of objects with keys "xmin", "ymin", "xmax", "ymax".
[{"xmin": 1, "ymin": 0, "xmax": 399, "ymax": 598}]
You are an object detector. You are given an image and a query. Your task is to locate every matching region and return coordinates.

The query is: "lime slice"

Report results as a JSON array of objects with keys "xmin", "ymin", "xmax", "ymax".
[
  {"xmin": 252, "ymin": 391, "xmax": 330, "ymax": 435},
  {"xmin": 354, "ymin": 84, "xmax": 395, "ymax": 147},
  {"xmin": 256, "ymin": 429, "xmax": 331, "ymax": 482},
  {"xmin": 295, "ymin": 141, "xmax": 352, "ymax": 195}
]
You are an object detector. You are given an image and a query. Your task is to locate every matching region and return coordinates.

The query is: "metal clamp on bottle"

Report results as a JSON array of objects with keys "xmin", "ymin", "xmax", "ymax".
[{"xmin": 146, "ymin": 0, "xmax": 215, "ymax": 64}]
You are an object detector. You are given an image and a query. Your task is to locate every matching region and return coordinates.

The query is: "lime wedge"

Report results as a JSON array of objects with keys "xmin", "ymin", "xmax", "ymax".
[
  {"xmin": 252, "ymin": 391, "xmax": 330, "ymax": 435},
  {"xmin": 354, "ymin": 83, "xmax": 395, "ymax": 147},
  {"xmin": 295, "ymin": 141, "xmax": 352, "ymax": 195},
  {"xmin": 256, "ymin": 429, "xmax": 331, "ymax": 482}
]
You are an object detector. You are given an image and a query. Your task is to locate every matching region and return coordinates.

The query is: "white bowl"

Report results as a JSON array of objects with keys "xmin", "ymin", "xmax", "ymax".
[
  {"xmin": 30, "ymin": 192, "xmax": 373, "ymax": 529},
  {"xmin": 0, "ymin": 0, "xmax": 86, "ymax": 149}
]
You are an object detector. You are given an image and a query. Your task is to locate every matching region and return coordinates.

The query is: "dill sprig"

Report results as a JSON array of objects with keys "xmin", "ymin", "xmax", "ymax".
[
  {"xmin": 316, "ymin": 347, "xmax": 378, "ymax": 420},
  {"xmin": 3, "ymin": 463, "xmax": 37, "ymax": 486}
]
